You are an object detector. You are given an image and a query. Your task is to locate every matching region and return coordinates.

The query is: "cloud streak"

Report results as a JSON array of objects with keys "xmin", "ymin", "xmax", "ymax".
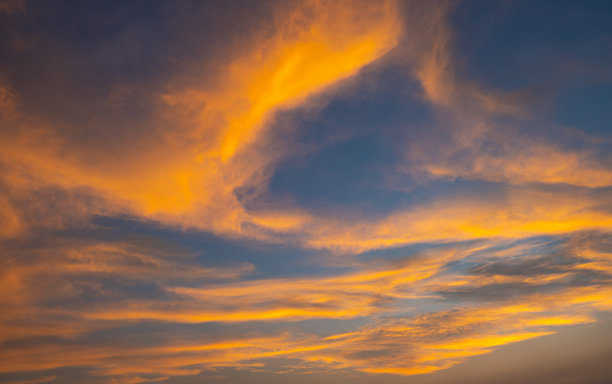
[{"xmin": 1, "ymin": 232, "xmax": 610, "ymax": 381}]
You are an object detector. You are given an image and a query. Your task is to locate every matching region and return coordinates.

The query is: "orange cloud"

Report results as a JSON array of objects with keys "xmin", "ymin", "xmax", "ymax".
[
  {"xmin": 78, "ymin": 248, "xmax": 457, "ymax": 325},
  {"xmin": 416, "ymin": 129, "xmax": 612, "ymax": 188},
  {"xmin": 0, "ymin": 0, "xmax": 400, "ymax": 240},
  {"xmin": 304, "ymin": 187, "xmax": 612, "ymax": 253},
  {"xmin": 1, "ymin": 0, "xmax": 607, "ymax": 257},
  {"xmin": 215, "ymin": 0, "xmax": 400, "ymax": 161},
  {"xmin": 3, "ymin": 284, "xmax": 609, "ymax": 380},
  {"xmin": 2, "ymin": 235, "xmax": 610, "ymax": 381}
]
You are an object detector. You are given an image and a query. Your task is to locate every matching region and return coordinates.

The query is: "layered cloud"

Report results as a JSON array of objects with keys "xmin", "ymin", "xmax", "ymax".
[{"xmin": 1, "ymin": 233, "xmax": 610, "ymax": 382}]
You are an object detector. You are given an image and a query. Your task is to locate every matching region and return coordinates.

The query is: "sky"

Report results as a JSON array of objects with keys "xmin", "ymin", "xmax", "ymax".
[{"xmin": 0, "ymin": 0, "xmax": 611, "ymax": 383}]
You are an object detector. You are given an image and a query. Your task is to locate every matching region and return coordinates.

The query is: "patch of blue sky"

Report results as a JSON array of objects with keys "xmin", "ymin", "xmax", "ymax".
[
  {"xmin": 552, "ymin": 82, "xmax": 612, "ymax": 137},
  {"xmin": 266, "ymin": 67, "xmax": 504, "ymax": 216},
  {"xmin": 91, "ymin": 216, "xmax": 344, "ymax": 280},
  {"xmin": 450, "ymin": 0, "xmax": 612, "ymax": 91}
]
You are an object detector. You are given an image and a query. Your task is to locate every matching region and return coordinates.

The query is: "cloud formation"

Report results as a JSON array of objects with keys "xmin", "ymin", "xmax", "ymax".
[
  {"xmin": 0, "ymin": 1, "xmax": 611, "ymax": 383},
  {"xmin": 0, "ymin": 0, "xmax": 400, "ymax": 242},
  {"xmin": 1, "ymin": 233, "xmax": 610, "ymax": 382}
]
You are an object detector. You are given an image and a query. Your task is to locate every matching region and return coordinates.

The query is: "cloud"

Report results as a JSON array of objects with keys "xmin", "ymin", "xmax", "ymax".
[
  {"xmin": 0, "ymin": 236, "xmax": 254, "ymax": 344},
  {"xmin": 303, "ymin": 185, "xmax": 612, "ymax": 253},
  {"xmin": 1, "ymin": 0, "xmax": 608, "ymax": 254},
  {"xmin": 1, "ymin": 232, "xmax": 610, "ymax": 381},
  {"xmin": 0, "ymin": 0, "xmax": 24, "ymax": 16},
  {"xmin": 3, "ymin": 376, "xmax": 57, "ymax": 384},
  {"xmin": 395, "ymin": 1, "xmax": 612, "ymax": 189},
  {"xmin": 0, "ymin": 0, "xmax": 400, "ymax": 243}
]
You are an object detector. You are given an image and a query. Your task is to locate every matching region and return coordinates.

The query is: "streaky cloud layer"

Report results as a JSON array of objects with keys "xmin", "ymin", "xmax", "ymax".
[{"xmin": 1, "ymin": 233, "xmax": 611, "ymax": 380}]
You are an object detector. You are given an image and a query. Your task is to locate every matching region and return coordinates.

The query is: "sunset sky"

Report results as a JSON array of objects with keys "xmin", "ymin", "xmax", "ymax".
[{"xmin": 1, "ymin": 0, "xmax": 612, "ymax": 383}]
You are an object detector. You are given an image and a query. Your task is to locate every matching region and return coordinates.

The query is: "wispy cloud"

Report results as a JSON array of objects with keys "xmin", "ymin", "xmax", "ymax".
[
  {"xmin": 1, "ymin": 232, "xmax": 610, "ymax": 380},
  {"xmin": 0, "ymin": 0, "xmax": 400, "ymax": 242}
]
